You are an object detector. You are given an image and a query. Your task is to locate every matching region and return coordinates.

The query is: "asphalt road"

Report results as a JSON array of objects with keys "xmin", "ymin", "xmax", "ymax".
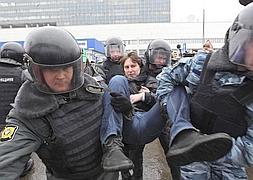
[{"xmin": 21, "ymin": 139, "xmax": 172, "ymax": 180}]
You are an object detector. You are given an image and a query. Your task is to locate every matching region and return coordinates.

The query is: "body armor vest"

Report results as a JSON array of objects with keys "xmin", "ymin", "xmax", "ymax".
[
  {"xmin": 38, "ymin": 97, "xmax": 103, "ymax": 179},
  {"xmin": 102, "ymin": 59, "xmax": 124, "ymax": 84},
  {"xmin": 0, "ymin": 62, "xmax": 23, "ymax": 124},
  {"xmin": 9, "ymin": 74, "xmax": 104, "ymax": 180},
  {"xmin": 190, "ymin": 49, "xmax": 249, "ymax": 138}
]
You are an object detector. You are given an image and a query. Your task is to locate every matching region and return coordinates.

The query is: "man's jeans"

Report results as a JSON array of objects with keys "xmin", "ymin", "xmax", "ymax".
[{"xmin": 100, "ymin": 75, "xmax": 195, "ymax": 145}]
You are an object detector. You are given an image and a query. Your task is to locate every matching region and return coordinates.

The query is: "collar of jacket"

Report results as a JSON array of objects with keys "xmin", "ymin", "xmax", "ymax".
[{"xmin": 10, "ymin": 73, "xmax": 102, "ymax": 119}]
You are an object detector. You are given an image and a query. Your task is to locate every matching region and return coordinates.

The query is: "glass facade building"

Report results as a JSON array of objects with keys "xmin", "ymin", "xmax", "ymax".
[{"xmin": 0, "ymin": 0, "xmax": 171, "ymax": 28}]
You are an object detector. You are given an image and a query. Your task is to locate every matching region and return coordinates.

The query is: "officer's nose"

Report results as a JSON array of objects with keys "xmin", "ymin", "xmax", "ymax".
[{"xmin": 56, "ymin": 69, "xmax": 66, "ymax": 79}]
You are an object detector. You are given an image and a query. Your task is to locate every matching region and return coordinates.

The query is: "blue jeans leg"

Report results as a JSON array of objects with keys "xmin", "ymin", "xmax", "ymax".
[
  {"xmin": 123, "ymin": 102, "xmax": 167, "ymax": 145},
  {"xmin": 166, "ymin": 86, "xmax": 197, "ymax": 146},
  {"xmin": 100, "ymin": 75, "xmax": 130, "ymax": 144},
  {"xmin": 101, "ymin": 75, "xmax": 167, "ymax": 145}
]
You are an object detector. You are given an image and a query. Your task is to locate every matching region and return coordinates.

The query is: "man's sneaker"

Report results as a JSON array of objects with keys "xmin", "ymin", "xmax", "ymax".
[
  {"xmin": 102, "ymin": 136, "xmax": 134, "ymax": 172},
  {"xmin": 166, "ymin": 130, "xmax": 232, "ymax": 166}
]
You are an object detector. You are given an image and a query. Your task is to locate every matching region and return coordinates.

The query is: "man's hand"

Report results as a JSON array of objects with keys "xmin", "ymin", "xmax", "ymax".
[{"xmin": 110, "ymin": 92, "xmax": 133, "ymax": 114}]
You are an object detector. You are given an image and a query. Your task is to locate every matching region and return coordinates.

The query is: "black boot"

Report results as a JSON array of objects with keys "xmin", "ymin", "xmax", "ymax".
[
  {"xmin": 102, "ymin": 136, "xmax": 134, "ymax": 172},
  {"xmin": 167, "ymin": 130, "xmax": 232, "ymax": 166},
  {"xmin": 20, "ymin": 158, "xmax": 34, "ymax": 177},
  {"xmin": 130, "ymin": 146, "xmax": 144, "ymax": 180}
]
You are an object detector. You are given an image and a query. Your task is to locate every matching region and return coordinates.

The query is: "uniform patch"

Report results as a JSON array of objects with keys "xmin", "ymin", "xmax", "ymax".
[{"xmin": 0, "ymin": 125, "xmax": 18, "ymax": 142}]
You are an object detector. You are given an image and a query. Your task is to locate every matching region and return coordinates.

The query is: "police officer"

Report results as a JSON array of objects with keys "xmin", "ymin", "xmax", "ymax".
[
  {"xmin": 156, "ymin": 3, "xmax": 253, "ymax": 179},
  {"xmin": 102, "ymin": 37, "xmax": 125, "ymax": 84},
  {"xmin": 144, "ymin": 39, "xmax": 181, "ymax": 179},
  {"xmin": 0, "ymin": 26, "xmax": 133, "ymax": 180},
  {"xmin": 144, "ymin": 39, "xmax": 172, "ymax": 77},
  {"xmin": 0, "ymin": 42, "xmax": 26, "ymax": 125},
  {"xmin": 0, "ymin": 41, "xmax": 34, "ymax": 178}
]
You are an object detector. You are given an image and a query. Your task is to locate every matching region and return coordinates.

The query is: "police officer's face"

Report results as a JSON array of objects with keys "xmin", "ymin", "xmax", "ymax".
[
  {"xmin": 124, "ymin": 58, "xmax": 141, "ymax": 79},
  {"xmin": 172, "ymin": 51, "xmax": 178, "ymax": 58},
  {"xmin": 110, "ymin": 49, "xmax": 121, "ymax": 61},
  {"xmin": 154, "ymin": 54, "xmax": 167, "ymax": 65},
  {"xmin": 42, "ymin": 66, "xmax": 73, "ymax": 93}
]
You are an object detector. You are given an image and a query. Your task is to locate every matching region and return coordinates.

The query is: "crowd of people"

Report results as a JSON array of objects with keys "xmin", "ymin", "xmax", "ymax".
[{"xmin": 0, "ymin": 1, "xmax": 253, "ymax": 180}]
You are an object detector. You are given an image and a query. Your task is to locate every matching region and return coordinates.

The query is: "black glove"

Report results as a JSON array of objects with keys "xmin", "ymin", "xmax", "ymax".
[{"xmin": 110, "ymin": 92, "xmax": 133, "ymax": 114}]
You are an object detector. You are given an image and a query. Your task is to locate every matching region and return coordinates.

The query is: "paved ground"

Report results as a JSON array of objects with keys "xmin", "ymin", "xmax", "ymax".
[
  {"xmin": 21, "ymin": 139, "xmax": 172, "ymax": 180},
  {"xmin": 21, "ymin": 139, "xmax": 253, "ymax": 180},
  {"xmin": 247, "ymin": 168, "xmax": 253, "ymax": 179},
  {"xmin": 142, "ymin": 139, "xmax": 172, "ymax": 180}
]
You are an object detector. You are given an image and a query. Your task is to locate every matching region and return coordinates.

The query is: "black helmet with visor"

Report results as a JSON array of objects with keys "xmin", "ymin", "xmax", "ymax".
[
  {"xmin": 0, "ymin": 42, "xmax": 25, "ymax": 64},
  {"xmin": 104, "ymin": 37, "xmax": 125, "ymax": 61},
  {"xmin": 24, "ymin": 26, "xmax": 84, "ymax": 94},
  {"xmin": 229, "ymin": 3, "xmax": 253, "ymax": 71},
  {"xmin": 145, "ymin": 39, "xmax": 172, "ymax": 66}
]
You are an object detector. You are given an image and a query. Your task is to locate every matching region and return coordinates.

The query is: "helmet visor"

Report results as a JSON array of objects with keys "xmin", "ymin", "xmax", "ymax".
[
  {"xmin": 149, "ymin": 49, "xmax": 171, "ymax": 66},
  {"xmin": 229, "ymin": 29, "xmax": 253, "ymax": 70},
  {"xmin": 29, "ymin": 55, "xmax": 84, "ymax": 94},
  {"xmin": 105, "ymin": 44, "xmax": 125, "ymax": 60}
]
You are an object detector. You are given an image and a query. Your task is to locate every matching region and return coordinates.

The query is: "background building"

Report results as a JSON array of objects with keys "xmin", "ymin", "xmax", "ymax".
[
  {"xmin": 77, "ymin": 38, "xmax": 105, "ymax": 63},
  {"xmin": 0, "ymin": 22, "xmax": 231, "ymax": 56},
  {"xmin": 0, "ymin": 0, "xmax": 171, "ymax": 28},
  {"xmin": 0, "ymin": 0, "xmax": 243, "ymax": 57}
]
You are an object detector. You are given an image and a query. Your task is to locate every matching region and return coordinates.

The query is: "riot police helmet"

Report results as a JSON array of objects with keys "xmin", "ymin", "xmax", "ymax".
[
  {"xmin": 0, "ymin": 42, "xmax": 25, "ymax": 64},
  {"xmin": 228, "ymin": 3, "xmax": 253, "ymax": 71},
  {"xmin": 144, "ymin": 39, "xmax": 172, "ymax": 66},
  {"xmin": 104, "ymin": 37, "xmax": 125, "ymax": 62},
  {"xmin": 24, "ymin": 26, "xmax": 84, "ymax": 94}
]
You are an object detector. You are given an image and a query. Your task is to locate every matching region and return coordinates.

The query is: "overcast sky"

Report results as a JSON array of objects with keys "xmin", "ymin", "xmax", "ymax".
[{"xmin": 171, "ymin": 0, "xmax": 245, "ymax": 22}]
